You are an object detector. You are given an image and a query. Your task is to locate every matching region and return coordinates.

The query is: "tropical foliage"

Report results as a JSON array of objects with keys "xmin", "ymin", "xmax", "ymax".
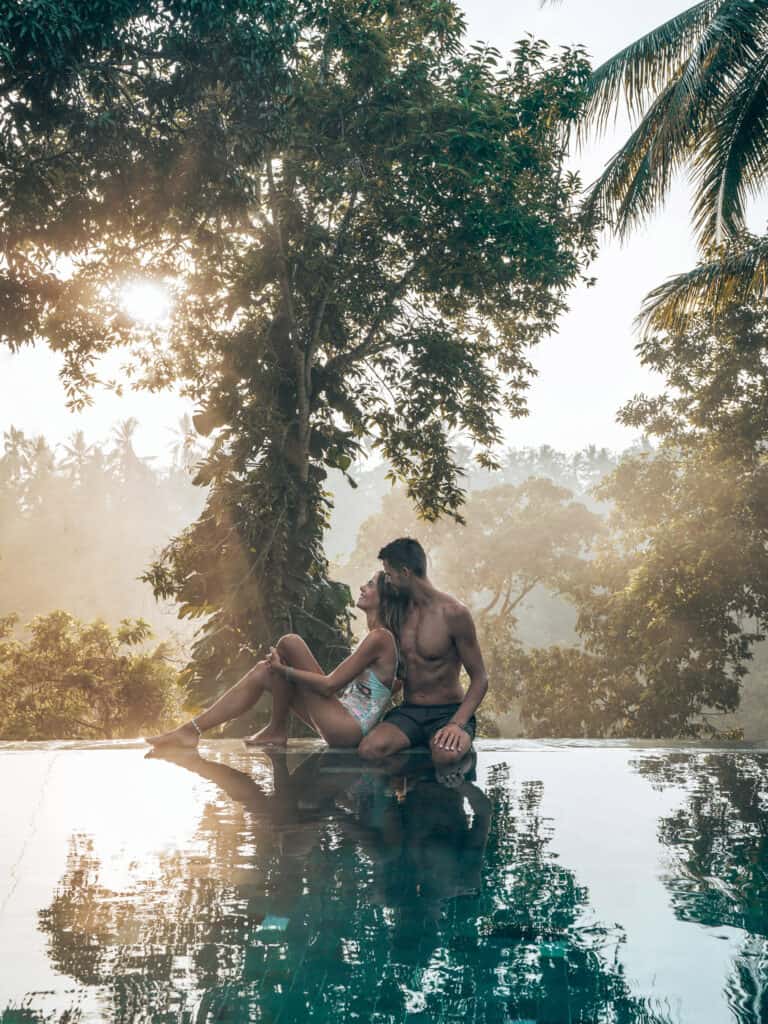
[
  {"xmin": 521, "ymin": 301, "xmax": 768, "ymax": 738},
  {"xmin": 0, "ymin": 610, "xmax": 184, "ymax": 739},
  {"xmin": 0, "ymin": 1, "xmax": 596, "ymax": 701},
  {"xmin": 576, "ymin": 0, "xmax": 768, "ymax": 332}
]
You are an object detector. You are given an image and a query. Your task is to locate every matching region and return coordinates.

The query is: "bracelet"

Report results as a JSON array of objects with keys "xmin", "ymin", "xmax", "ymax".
[{"xmin": 190, "ymin": 717, "xmax": 203, "ymax": 737}]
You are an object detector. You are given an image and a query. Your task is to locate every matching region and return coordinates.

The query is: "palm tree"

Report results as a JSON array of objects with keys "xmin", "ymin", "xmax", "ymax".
[
  {"xmin": 60, "ymin": 430, "xmax": 96, "ymax": 484},
  {"xmin": 22, "ymin": 434, "xmax": 56, "ymax": 508},
  {"xmin": 167, "ymin": 413, "xmax": 203, "ymax": 473},
  {"xmin": 110, "ymin": 417, "xmax": 154, "ymax": 482},
  {"xmin": 562, "ymin": 0, "xmax": 768, "ymax": 333},
  {"xmin": 1, "ymin": 426, "xmax": 28, "ymax": 484}
]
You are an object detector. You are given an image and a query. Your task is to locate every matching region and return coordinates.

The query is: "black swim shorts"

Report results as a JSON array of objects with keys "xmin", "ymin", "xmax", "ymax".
[{"xmin": 382, "ymin": 702, "xmax": 477, "ymax": 748}]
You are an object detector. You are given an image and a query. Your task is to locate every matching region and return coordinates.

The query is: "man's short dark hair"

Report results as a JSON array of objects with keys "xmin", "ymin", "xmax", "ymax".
[{"xmin": 378, "ymin": 537, "xmax": 427, "ymax": 577}]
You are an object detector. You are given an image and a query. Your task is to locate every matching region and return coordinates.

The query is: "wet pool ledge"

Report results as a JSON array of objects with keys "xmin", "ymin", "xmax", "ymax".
[{"xmin": 2, "ymin": 740, "xmax": 766, "ymax": 1023}]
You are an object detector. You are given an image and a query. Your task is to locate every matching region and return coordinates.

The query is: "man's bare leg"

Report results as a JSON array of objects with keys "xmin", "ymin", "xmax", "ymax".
[
  {"xmin": 146, "ymin": 659, "xmax": 273, "ymax": 749},
  {"xmin": 358, "ymin": 721, "xmax": 412, "ymax": 761}
]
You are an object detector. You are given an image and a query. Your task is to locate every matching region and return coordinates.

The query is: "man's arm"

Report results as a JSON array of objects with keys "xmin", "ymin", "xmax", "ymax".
[{"xmin": 433, "ymin": 604, "xmax": 488, "ymax": 751}]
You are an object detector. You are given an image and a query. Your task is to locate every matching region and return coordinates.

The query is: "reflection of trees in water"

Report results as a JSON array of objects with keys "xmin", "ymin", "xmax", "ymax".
[
  {"xmin": 633, "ymin": 751, "xmax": 768, "ymax": 1023},
  {"xmin": 33, "ymin": 752, "xmax": 675, "ymax": 1023},
  {"xmin": 1, "ymin": 1005, "xmax": 79, "ymax": 1023}
]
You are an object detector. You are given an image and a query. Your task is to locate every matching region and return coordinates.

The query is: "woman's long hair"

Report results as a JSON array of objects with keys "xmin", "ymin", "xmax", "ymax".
[{"xmin": 375, "ymin": 570, "xmax": 408, "ymax": 648}]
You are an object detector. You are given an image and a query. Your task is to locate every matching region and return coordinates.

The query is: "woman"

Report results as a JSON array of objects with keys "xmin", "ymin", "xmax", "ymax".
[{"xmin": 146, "ymin": 571, "xmax": 406, "ymax": 750}]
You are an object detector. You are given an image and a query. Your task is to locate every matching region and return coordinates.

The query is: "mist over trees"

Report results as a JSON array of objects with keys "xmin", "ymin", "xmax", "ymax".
[
  {"xmin": 2, "ymin": 2, "xmax": 768, "ymax": 741},
  {"xmin": 0, "ymin": 0, "xmax": 596, "ymax": 705},
  {"xmin": 2, "ymin": 411, "xmax": 768, "ymax": 740},
  {"xmin": 0, "ymin": 418, "xmax": 205, "ymax": 635}
]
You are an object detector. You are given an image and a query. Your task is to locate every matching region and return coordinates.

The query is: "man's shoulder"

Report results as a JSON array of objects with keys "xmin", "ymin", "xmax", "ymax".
[{"xmin": 437, "ymin": 593, "xmax": 473, "ymax": 626}]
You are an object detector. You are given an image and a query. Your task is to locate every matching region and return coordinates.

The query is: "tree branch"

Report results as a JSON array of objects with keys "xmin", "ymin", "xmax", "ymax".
[
  {"xmin": 265, "ymin": 158, "xmax": 298, "ymax": 349},
  {"xmin": 323, "ymin": 265, "xmax": 417, "ymax": 376},
  {"xmin": 478, "ymin": 585, "xmax": 504, "ymax": 619},
  {"xmin": 307, "ymin": 190, "xmax": 358, "ymax": 366},
  {"xmin": 504, "ymin": 578, "xmax": 540, "ymax": 616}
]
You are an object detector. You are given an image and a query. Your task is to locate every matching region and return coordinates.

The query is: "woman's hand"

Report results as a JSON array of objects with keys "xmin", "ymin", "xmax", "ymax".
[{"xmin": 266, "ymin": 646, "xmax": 285, "ymax": 672}]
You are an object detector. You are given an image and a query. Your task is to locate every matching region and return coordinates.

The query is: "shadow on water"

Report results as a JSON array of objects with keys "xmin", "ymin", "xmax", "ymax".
[
  {"xmin": 630, "ymin": 752, "xmax": 768, "ymax": 1023},
  {"xmin": 0, "ymin": 746, "xmax": 698, "ymax": 1024}
]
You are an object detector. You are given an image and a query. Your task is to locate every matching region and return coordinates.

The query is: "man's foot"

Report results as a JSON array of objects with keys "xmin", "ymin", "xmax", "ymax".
[
  {"xmin": 145, "ymin": 722, "xmax": 200, "ymax": 749},
  {"xmin": 243, "ymin": 726, "xmax": 288, "ymax": 748}
]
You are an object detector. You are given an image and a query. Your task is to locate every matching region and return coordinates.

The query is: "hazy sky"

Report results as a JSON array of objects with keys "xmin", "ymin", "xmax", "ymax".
[{"xmin": 2, "ymin": 0, "xmax": 766, "ymax": 460}]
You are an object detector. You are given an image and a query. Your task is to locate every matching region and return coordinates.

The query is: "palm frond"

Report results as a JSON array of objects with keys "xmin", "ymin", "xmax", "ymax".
[
  {"xmin": 584, "ymin": 0, "xmax": 720, "ymax": 136},
  {"xmin": 636, "ymin": 235, "xmax": 768, "ymax": 337},
  {"xmin": 582, "ymin": 69, "xmax": 691, "ymax": 235},
  {"xmin": 583, "ymin": 0, "xmax": 768, "ymax": 241},
  {"xmin": 691, "ymin": 50, "xmax": 768, "ymax": 246},
  {"xmin": 637, "ymin": 1, "xmax": 750, "ymax": 160}
]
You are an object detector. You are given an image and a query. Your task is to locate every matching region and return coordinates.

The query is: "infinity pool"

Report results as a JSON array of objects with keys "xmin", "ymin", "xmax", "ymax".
[{"xmin": 1, "ymin": 740, "xmax": 767, "ymax": 1023}]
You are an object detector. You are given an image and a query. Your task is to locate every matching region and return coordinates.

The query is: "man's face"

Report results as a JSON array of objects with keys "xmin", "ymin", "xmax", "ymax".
[{"xmin": 382, "ymin": 560, "xmax": 411, "ymax": 594}]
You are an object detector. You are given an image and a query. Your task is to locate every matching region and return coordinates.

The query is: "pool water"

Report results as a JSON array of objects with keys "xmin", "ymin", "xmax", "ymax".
[{"xmin": 1, "ymin": 740, "xmax": 767, "ymax": 1023}]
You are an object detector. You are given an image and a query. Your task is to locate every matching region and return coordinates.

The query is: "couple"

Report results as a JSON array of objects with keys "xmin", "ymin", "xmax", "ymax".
[{"xmin": 147, "ymin": 538, "xmax": 488, "ymax": 769}]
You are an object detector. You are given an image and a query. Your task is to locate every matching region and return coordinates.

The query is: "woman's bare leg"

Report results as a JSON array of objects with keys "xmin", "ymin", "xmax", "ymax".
[
  {"xmin": 289, "ymin": 686, "xmax": 363, "ymax": 747},
  {"xmin": 146, "ymin": 658, "xmax": 273, "ymax": 748},
  {"xmin": 244, "ymin": 634, "xmax": 321, "ymax": 746},
  {"xmin": 245, "ymin": 634, "xmax": 363, "ymax": 749},
  {"xmin": 147, "ymin": 633, "xmax": 365, "ymax": 750}
]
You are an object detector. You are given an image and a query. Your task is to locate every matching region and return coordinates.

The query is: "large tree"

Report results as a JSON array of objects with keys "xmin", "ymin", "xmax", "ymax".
[
  {"xmin": 1, "ymin": 2, "xmax": 595, "ymax": 698},
  {"xmin": 520, "ymin": 302, "xmax": 768, "ymax": 738}
]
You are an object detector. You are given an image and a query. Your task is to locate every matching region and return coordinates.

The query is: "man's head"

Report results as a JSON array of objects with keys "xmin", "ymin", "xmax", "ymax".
[{"xmin": 378, "ymin": 537, "xmax": 427, "ymax": 595}]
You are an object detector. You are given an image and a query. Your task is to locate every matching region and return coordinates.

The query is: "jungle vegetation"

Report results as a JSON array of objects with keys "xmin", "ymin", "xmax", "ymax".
[
  {"xmin": 3, "ymin": 2, "xmax": 768, "ymax": 739},
  {"xmin": 0, "ymin": 0, "xmax": 596, "ymax": 703}
]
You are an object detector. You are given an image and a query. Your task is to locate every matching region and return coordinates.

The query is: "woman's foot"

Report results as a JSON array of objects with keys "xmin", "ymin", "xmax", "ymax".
[
  {"xmin": 145, "ymin": 722, "xmax": 200, "ymax": 749},
  {"xmin": 145, "ymin": 746, "xmax": 201, "ymax": 763},
  {"xmin": 243, "ymin": 725, "xmax": 288, "ymax": 748}
]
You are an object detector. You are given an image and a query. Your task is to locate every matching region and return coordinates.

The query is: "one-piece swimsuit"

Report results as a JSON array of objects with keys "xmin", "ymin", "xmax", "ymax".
[{"xmin": 338, "ymin": 631, "xmax": 399, "ymax": 736}]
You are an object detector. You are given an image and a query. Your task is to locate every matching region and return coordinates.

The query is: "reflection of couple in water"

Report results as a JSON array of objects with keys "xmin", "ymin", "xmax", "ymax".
[
  {"xmin": 149, "ymin": 744, "xmax": 492, "ymax": 928},
  {"xmin": 148, "ymin": 537, "xmax": 489, "ymax": 773}
]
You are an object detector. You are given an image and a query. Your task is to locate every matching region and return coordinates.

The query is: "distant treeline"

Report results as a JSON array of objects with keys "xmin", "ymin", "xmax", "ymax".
[
  {"xmin": 0, "ymin": 417, "xmax": 206, "ymax": 638},
  {"xmin": 3, "ymin": 394, "xmax": 768, "ymax": 741}
]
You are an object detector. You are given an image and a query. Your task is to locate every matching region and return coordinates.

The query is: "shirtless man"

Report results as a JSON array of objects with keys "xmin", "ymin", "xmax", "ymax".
[{"xmin": 358, "ymin": 537, "xmax": 488, "ymax": 768}]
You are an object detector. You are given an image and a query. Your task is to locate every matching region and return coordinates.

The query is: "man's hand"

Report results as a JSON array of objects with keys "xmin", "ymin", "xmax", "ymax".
[{"xmin": 431, "ymin": 723, "xmax": 467, "ymax": 751}]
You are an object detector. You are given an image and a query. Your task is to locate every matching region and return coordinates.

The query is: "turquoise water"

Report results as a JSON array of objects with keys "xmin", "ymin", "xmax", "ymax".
[{"xmin": 1, "ymin": 740, "xmax": 767, "ymax": 1023}]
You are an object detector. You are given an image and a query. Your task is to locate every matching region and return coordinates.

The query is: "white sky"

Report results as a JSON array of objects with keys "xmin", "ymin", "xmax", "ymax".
[{"xmin": 2, "ymin": 0, "xmax": 767, "ymax": 460}]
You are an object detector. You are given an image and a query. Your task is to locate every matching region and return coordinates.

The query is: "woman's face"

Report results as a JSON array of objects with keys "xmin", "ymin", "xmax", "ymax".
[{"xmin": 357, "ymin": 573, "xmax": 382, "ymax": 612}]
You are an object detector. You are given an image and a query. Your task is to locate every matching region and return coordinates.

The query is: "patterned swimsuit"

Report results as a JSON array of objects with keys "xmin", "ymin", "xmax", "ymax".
[
  {"xmin": 339, "ymin": 669, "xmax": 393, "ymax": 736},
  {"xmin": 338, "ymin": 633, "xmax": 399, "ymax": 736}
]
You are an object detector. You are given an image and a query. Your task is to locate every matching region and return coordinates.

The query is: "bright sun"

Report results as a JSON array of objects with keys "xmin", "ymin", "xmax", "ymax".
[{"xmin": 120, "ymin": 280, "xmax": 172, "ymax": 325}]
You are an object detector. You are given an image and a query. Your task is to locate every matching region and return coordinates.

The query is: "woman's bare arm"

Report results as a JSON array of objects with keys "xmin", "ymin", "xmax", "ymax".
[{"xmin": 268, "ymin": 630, "xmax": 391, "ymax": 696}]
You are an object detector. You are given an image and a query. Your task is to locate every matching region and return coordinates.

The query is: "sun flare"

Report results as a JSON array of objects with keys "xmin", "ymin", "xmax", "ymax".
[{"xmin": 120, "ymin": 280, "xmax": 172, "ymax": 326}]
